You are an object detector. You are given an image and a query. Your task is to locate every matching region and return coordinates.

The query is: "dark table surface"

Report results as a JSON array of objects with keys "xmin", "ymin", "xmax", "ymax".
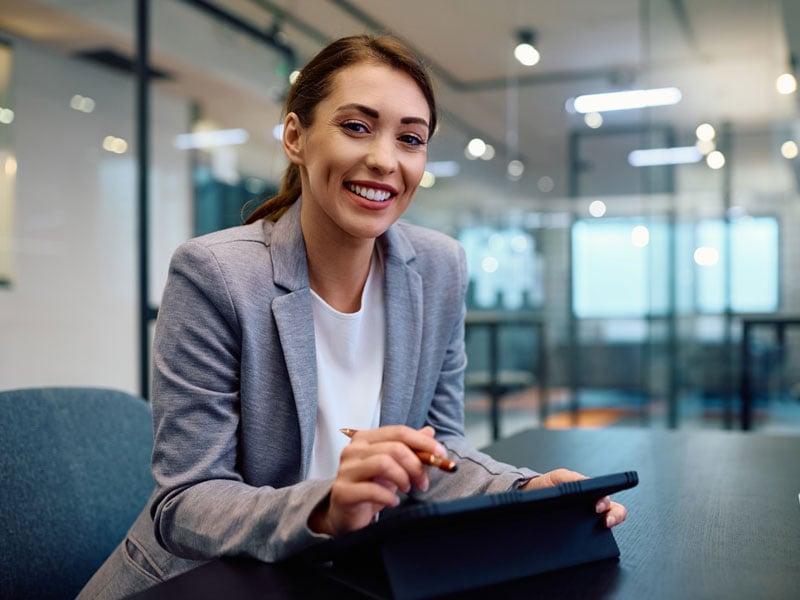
[{"xmin": 130, "ymin": 427, "xmax": 800, "ymax": 599}]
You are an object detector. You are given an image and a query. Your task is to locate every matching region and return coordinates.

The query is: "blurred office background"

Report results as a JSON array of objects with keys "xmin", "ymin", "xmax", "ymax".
[{"xmin": 1, "ymin": 0, "xmax": 799, "ymax": 447}]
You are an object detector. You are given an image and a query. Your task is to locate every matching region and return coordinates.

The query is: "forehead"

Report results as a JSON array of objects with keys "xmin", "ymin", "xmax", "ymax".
[{"xmin": 324, "ymin": 62, "xmax": 430, "ymax": 121}]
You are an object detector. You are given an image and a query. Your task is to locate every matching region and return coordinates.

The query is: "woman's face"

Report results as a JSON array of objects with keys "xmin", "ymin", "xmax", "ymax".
[{"xmin": 285, "ymin": 62, "xmax": 430, "ymax": 244}]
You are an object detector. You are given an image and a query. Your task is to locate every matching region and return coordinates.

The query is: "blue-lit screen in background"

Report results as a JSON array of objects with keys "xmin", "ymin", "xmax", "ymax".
[
  {"xmin": 571, "ymin": 217, "xmax": 779, "ymax": 318},
  {"xmin": 459, "ymin": 226, "xmax": 542, "ymax": 310}
]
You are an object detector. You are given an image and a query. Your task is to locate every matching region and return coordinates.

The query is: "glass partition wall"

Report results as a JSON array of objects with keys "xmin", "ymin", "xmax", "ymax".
[{"xmin": 0, "ymin": 0, "xmax": 798, "ymax": 443}]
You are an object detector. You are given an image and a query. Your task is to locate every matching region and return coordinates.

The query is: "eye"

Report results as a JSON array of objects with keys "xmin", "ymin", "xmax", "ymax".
[
  {"xmin": 340, "ymin": 120, "xmax": 369, "ymax": 134},
  {"xmin": 399, "ymin": 133, "xmax": 427, "ymax": 147}
]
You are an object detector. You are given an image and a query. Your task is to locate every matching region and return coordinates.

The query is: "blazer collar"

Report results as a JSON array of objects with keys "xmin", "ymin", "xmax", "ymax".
[
  {"xmin": 265, "ymin": 200, "xmax": 317, "ymax": 475},
  {"xmin": 265, "ymin": 199, "xmax": 309, "ymax": 292},
  {"xmin": 378, "ymin": 224, "xmax": 423, "ymax": 427},
  {"xmin": 266, "ymin": 201, "xmax": 425, "ymax": 473}
]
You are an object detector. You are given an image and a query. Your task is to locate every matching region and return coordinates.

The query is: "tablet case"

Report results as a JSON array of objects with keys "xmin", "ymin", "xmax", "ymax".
[{"xmin": 299, "ymin": 470, "xmax": 638, "ymax": 599}]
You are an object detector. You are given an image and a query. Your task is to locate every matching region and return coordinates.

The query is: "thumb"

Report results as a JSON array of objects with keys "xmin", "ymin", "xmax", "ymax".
[{"xmin": 419, "ymin": 425, "xmax": 436, "ymax": 438}]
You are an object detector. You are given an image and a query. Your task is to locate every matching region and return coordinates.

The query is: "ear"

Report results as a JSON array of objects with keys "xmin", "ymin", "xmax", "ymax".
[{"xmin": 283, "ymin": 112, "xmax": 304, "ymax": 166}]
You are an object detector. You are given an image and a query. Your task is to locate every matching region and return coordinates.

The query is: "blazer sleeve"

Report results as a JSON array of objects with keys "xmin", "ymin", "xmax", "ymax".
[
  {"xmin": 149, "ymin": 240, "xmax": 330, "ymax": 562},
  {"xmin": 419, "ymin": 240, "xmax": 539, "ymax": 501}
]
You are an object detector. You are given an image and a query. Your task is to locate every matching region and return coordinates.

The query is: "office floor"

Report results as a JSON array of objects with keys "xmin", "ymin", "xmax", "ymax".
[{"xmin": 464, "ymin": 387, "xmax": 800, "ymax": 449}]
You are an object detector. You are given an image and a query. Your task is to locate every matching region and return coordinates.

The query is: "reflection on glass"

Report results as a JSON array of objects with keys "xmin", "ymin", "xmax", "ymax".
[
  {"xmin": 460, "ymin": 225, "xmax": 541, "ymax": 310},
  {"xmin": 572, "ymin": 217, "xmax": 779, "ymax": 318}
]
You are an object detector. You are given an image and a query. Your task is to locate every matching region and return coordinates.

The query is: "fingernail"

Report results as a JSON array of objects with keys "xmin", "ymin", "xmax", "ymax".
[
  {"xmin": 606, "ymin": 515, "xmax": 616, "ymax": 528},
  {"xmin": 420, "ymin": 479, "xmax": 429, "ymax": 492}
]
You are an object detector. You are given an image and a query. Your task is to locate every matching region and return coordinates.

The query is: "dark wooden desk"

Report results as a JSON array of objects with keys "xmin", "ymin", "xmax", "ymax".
[{"xmin": 130, "ymin": 428, "xmax": 800, "ymax": 599}]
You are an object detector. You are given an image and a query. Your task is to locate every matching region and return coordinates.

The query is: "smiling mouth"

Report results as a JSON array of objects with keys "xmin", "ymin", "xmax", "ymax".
[{"xmin": 345, "ymin": 183, "xmax": 394, "ymax": 202}]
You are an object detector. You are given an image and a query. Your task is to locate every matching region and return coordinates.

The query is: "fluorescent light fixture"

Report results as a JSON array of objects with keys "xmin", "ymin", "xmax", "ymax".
[
  {"xmin": 571, "ymin": 87, "xmax": 682, "ymax": 113},
  {"xmin": 628, "ymin": 146, "xmax": 702, "ymax": 167},
  {"xmin": 425, "ymin": 161, "xmax": 460, "ymax": 177},
  {"xmin": 174, "ymin": 128, "xmax": 249, "ymax": 150}
]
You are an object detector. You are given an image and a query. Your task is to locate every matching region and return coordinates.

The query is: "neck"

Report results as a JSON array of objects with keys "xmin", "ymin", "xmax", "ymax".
[{"xmin": 302, "ymin": 216, "xmax": 376, "ymax": 314}]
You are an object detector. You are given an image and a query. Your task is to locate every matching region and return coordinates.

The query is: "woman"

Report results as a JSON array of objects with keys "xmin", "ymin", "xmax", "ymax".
[{"xmin": 79, "ymin": 34, "xmax": 626, "ymax": 599}]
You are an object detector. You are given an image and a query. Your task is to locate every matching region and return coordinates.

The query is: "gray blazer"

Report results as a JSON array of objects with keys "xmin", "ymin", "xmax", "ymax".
[{"xmin": 83, "ymin": 200, "xmax": 537, "ymax": 594}]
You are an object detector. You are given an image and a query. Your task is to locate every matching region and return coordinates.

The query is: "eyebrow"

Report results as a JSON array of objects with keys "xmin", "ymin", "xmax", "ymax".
[{"xmin": 338, "ymin": 103, "xmax": 430, "ymax": 130}]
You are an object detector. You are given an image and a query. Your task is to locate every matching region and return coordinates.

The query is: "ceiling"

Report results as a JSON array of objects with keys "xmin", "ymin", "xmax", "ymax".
[{"xmin": 0, "ymin": 0, "xmax": 798, "ymax": 214}]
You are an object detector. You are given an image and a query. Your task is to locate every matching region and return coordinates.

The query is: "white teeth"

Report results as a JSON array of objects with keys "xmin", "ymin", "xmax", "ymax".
[{"xmin": 347, "ymin": 184, "xmax": 392, "ymax": 202}]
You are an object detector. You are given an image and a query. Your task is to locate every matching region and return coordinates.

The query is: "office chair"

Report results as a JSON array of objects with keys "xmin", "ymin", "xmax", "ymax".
[{"xmin": 0, "ymin": 387, "xmax": 154, "ymax": 600}]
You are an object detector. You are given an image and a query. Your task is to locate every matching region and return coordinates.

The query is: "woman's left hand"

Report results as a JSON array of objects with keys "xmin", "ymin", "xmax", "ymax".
[{"xmin": 522, "ymin": 468, "xmax": 628, "ymax": 528}]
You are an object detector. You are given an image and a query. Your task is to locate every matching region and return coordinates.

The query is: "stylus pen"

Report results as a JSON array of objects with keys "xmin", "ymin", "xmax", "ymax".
[{"xmin": 339, "ymin": 428, "xmax": 458, "ymax": 473}]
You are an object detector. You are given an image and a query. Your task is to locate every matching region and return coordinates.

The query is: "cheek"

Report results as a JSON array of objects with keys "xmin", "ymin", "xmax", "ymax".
[{"xmin": 405, "ymin": 156, "xmax": 428, "ymax": 186}]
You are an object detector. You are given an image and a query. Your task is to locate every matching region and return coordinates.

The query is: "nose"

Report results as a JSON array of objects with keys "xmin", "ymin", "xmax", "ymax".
[{"xmin": 365, "ymin": 136, "xmax": 398, "ymax": 174}]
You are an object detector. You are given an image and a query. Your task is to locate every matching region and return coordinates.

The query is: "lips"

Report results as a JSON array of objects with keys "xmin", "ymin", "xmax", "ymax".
[{"xmin": 345, "ymin": 183, "xmax": 395, "ymax": 202}]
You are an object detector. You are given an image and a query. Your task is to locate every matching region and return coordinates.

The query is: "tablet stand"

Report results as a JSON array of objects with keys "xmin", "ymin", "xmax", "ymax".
[{"xmin": 320, "ymin": 504, "xmax": 621, "ymax": 599}]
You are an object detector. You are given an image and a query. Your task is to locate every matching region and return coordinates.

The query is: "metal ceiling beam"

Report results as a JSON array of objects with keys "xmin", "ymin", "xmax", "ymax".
[{"xmin": 179, "ymin": 0, "xmax": 298, "ymax": 69}]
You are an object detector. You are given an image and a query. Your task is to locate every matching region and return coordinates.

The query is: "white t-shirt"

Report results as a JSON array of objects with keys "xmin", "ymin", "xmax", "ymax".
[{"xmin": 306, "ymin": 251, "xmax": 385, "ymax": 480}]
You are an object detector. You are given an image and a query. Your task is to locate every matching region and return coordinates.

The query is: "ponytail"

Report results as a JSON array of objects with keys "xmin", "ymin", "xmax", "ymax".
[{"xmin": 243, "ymin": 163, "xmax": 301, "ymax": 224}]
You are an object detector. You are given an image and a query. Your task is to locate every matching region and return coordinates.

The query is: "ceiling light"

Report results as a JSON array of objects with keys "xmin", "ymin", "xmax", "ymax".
[
  {"xmin": 694, "ymin": 247, "xmax": 719, "ymax": 267},
  {"xmin": 706, "ymin": 151, "xmax": 726, "ymax": 169},
  {"xmin": 0, "ymin": 107, "xmax": 14, "ymax": 124},
  {"xmin": 696, "ymin": 139, "xmax": 716, "ymax": 155},
  {"xmin": 628, "ymin": 146, "xmax": 702, "ymax": 167},
  {"xmin": 631, "ymin": 226, "xmax": 650, "ymax": 248},
  {"xmin": 584, "ymin": 112, "xmax": 603, "ymax": 129},
  {"xmin": 695, "ymin": 123, "xmax": 716, "ymax": 141},
  {"xmin": 419, "ymin": 171, "xmax": 436, "ymax": 188},
  {"xmin": 102, "ymin": 135, "xmax": 128, "ymax": 154},
  {"xmin": 781, "ymin": 140, "xmax": 799, "ymax": 159},
  {"xmin": 570, "ymin": 87, "xmax": 682, "ymax": 113},
  {"xmin": 465, "ymin": 138, "xmax": 487, "ymax": 159},
  {"xmin": 507, "ymin": 160, "xmax": 525, "ymax": 179},
  {"xmin": 776, "ymin": 73, "xmax": 797, "ymax": 95},
  {"xmin": 589, "ymin": 200, "xmax": 606, "ymax": 218},
  {"xmin": 514, "ymin": 29, "xmax": 540, "ymax": 67},
  {"xmin": 537, "ymin": 176, "xmax": 555, "ymax": 193},
  {"xmin": 70, "ymin": 94, "xmax": 96, "ymax": 114},
  {"xmin": 4, "ymin": 155, "xmax": 17, "ymax": 176}
]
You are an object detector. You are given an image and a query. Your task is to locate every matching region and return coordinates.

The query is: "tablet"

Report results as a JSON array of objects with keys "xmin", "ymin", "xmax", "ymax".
[{"xmin": 299, "ymin": 471, "xmax": 638, "ymax": 599}]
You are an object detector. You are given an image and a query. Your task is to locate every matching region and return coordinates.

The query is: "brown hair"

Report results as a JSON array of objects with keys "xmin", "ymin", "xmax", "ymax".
[{"xmin": 244, "ymin": 34, "xmax": 438, "ymax": 224}]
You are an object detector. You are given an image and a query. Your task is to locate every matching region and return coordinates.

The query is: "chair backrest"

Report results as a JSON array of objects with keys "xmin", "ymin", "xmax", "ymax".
[{"xmin": 0, "ymin": 387, "xmax": 154, "ymax": 600}]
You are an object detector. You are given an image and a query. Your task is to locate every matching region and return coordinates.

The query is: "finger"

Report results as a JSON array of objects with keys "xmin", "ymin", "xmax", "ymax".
[
  {"xmin": 372, "ymin": 476, "xmax": 399, "ymax": 494},
  {"xmin": 339, "ymin": 449, "xmax": 418, "ymax": 494},
  {"xmin": 419, "ymin": 425, "xmax": 436, "ymax": 438},
  {"xmin": 326, "ymin": 481, "xmax": 402, "ymax": 534},
  {"xmin": 341, "ymin": 439, "xmax": 433, "ymax": 491},
  {"xmin": 332, "ymin": 479, "xmax": 401, "ymax": 510},
  {"xmin": 605, "ymin": 502, "xmax": 628, "ymax": 528},
  {"xmin": 595, "ymin": 495, "xmax": 611, "ymax": 513},
  {"xmin": 548, "ymin": 468, "xmax": 588, "ymax": 485}
]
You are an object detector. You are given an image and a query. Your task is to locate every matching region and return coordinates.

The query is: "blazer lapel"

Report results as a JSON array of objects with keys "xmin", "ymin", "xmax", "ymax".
[
  {"xmin": 379, "ymin": 227, "xmax": 423, "ymax": 426},
  {"xmin": 265, "ymin": 206, "xmax": 425, "ymax": 472},
  {"xmin": 267, "ymin": 201, "xmax": 317, "ymax": 477}
]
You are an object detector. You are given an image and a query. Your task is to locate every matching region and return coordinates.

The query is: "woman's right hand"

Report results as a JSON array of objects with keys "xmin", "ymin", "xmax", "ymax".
[{"xmin": 308, "ymin": 425, "xmax": 446, "ymax": 537}]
